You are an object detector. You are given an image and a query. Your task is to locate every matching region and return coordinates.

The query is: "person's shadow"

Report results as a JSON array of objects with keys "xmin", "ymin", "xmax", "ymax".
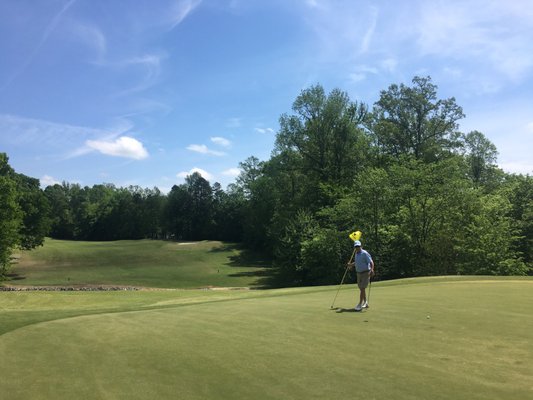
[{"xmin": 332, "ymin": 307, "xmax": 363, "ymax": 313}]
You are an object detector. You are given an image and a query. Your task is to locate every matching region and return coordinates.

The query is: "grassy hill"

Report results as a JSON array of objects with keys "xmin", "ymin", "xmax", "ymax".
[
  {"xmin": 7, "ymin": 238, "xmax": 271, "ymax": 288},
  {"xmin": 1, "ymin": 277, "xmax": 532, "ymax": 399}
]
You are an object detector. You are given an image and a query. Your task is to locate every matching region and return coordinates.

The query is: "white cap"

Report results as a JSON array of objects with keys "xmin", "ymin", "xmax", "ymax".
[{"xmin": 353, "ymin": 240, "xmax": 362, "ymax": 247}]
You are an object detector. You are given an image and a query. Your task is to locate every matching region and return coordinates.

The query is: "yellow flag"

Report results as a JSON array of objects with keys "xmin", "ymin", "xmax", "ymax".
[{"xmin": 349, "ymin": 230, "xmax": 362, "ymax": 241}]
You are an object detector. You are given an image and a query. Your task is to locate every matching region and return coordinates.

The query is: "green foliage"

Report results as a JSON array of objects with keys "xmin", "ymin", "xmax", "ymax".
[
  {"xmin": 273, "ymin": 209, "xmax": 318, "ymax": 285},
  {"xmin": 42, "ymin": 173, "xmax": 244, "ymax": 243},
  {"xmin": 237, "ymin": 77, "xmax": 530, "ymax": 284},
  {"xmin": 300, "ymin": 228, "xmax": 348, "ymax": 285},
  {"xmin": 0, "ymin": 175, "xmax": 21, "ymax": 276},
  {"xmin": 371, "ymin": 76, "xmax": 464, "ymax": 162},
  {"xmin": 462, "ymin": 130, "xmax": 499, "ymax": 186},
  {"xmin": 456, "ymin": 193, "xmax": 529, "ymax": 275},
  {"xmin": 0, "ymin": 153, "xmax": 49, "ymax": 277},
  {"xmin": 275, "ymin": 84, "xmax": 369, "ymax": 208},
  {"xmin": 504, "ymin": 174, "xmax": 533, "ymax": 272}
]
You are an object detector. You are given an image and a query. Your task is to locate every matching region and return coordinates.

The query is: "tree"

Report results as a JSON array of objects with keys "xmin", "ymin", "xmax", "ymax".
[
  {"xmin": 14, "ymin": 173, "xmax": 50, "ymax": 249},
  {"xmin": 163, "ymin": 173, "xmax": 214, "ymax": 241},
  {"xmin": 504, "ymin": 174, "xmax": 533, "ymax": 272},
  {"xmin": 44, "ymin": 183, "xmax": 76, "ymax": 239},
  {"xmin": 462, "ymin": 130, "xmax": 499, "ymax": 186},
  {"xmin": 235, "ymin": 156, "xmax": 264, "ymax": 199},
  {"xmin": 212, "ymin": 183, "xmax": 245, "ymax": 242},
  {"xmin": 0, "ymin": 154, "xmax": 41, "ymax": 277},
  {"xmin": 273, "ymin": 209, "xmax": 320, "ymax": 285},
  {"xmin": 456, "ymin": 191, "xmax": 528, "ymax": 275},
  {"xmin": 275, "ymin": 85, "xmax": 369, "ymax": 208},
  {"xmin": 164, "ymin": 184, "xmax": 192, "ymax": 240},
  {"xmin": 185, "ymin": 172, "xmax": 214, "ymax": 240},
  {"xmin": 143, "ymin": 187, "xmax": 165, "ymax": 239},
  {"xmin": 371, "ymin": 76, "xmax": 464, "ymax": 162},
  {"xmin": 0, "ymin": 174, "xmax": 21, "ymax": 277}
]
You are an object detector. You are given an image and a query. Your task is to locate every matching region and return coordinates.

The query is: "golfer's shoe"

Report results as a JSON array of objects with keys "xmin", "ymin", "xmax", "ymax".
[
  {"xmin": 354, "ymin": 303, "xmax": 362, "ymax": 312},
  {"xmin": 362, "ymin": 301, "xmax": 369, "ymax": 308}
]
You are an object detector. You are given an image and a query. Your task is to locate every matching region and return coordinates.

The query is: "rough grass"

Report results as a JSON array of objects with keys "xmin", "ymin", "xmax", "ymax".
[
  {"xmin": 7, "ymin": 239, "xmax": 270, "ymax": 288},
  {"xmin": 1, "ymin": 277, "xmax": 532, "ymax": 400}
]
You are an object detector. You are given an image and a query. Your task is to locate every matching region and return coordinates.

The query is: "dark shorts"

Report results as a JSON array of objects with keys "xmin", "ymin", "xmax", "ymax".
[{"xmin": 357, "ymin": 271, "xmax": 370, "ymax": 289}]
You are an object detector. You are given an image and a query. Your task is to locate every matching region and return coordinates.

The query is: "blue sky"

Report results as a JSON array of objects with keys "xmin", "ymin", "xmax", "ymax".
[{"xmin": 1, "ymin": 0, "xmax": 532, "ymax": 192}]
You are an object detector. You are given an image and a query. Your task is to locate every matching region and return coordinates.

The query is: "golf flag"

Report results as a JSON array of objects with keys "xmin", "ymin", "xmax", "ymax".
[{"xmin": 349, "ymin": 231, "xmax": 362, "ymax": 242}]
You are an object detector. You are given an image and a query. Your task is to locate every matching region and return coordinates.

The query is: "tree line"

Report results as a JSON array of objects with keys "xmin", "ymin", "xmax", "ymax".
[{"xmin": 1, "ymin": 76, "xmax": 531, "ymax": 285}]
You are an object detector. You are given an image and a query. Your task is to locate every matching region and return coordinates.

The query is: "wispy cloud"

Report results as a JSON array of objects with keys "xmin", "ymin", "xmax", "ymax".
[
  {"xmin": 187, "ymin": 144, "xmax": 226, "ymax": 156},
  {"xmin": 1, "ymin": 0, "xmax": 77, "ymax": 91},
  {"xmin": 302, "ymin": 2, "xmax": 380, "ymax": 64},
  {"xmin": 416, "ymin": 1, "xmax": 533, "ymax": 83},
  {"xmin": 0, "ymin": 114, "xmax": 147, "ymax": 161},
  {"xmin": 348, "ymin": 65, "xmax": 379, "ymax": 83},
  {"xmin": 0, "ymin": 114, "xmax": 100, "ymax": 148},
  {"xmin": 111, "ymin": 54, "xmax": 165, "ymax": 97},
  {"xmin": 210, "ymin": 136, "xmax": 231, "ymax": 147},
  {"xmin": 254, "ymin": 127, "xmax": 275, "ymax": 134},
  {"xmin": 169, "ymin": 0, "xmax": 202, "ymax": 30},
  {"xmin": 226, "ymin": 117, "xmax": 242, "ymax": 128},
  {"xmin": 68, "ymin": 21, "xmax": 107, "ymax": 63},
  {"xmin": 381, "ymin": 58, "xmax": 398, "ymax": 73},
  {"xmin": 360, "ymin": 7, "xmax": 378, "ymax": 53}
]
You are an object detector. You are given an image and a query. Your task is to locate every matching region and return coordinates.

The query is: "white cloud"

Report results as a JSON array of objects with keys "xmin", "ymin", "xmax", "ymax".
[
  {"xmin": 498, "ymin": 161, "xmax": 533, "ymax": 175},
  {"xmin": 254, "ymin": 127, "xmax": 275, "ymax": 134},
  {"xmin": 86, "ymin": 136, "xmax": 149, "ymax": 159},
  {"xmin": 186, "ymin": 144, "xmax": 226, "ymax": 156},
  {"xmin": 211, "ymin": 136, "xmax": 231, "ymax": 147},
  {"xmin": 222, "ymin": 168, "xmax": 240, "ymax": 177},
  {"xmin": 177, "ymin": 167, "xmax": 213, "ymax": 181},
  {"xmin": 40, "ymin": 175, "xmax": 61, "ymax": 187}
]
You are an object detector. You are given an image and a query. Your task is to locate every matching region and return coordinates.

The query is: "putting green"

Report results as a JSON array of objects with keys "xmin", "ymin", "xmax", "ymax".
[{"xmin": 1, "ymin": 278, "xmax": 532, "ymax": 399}]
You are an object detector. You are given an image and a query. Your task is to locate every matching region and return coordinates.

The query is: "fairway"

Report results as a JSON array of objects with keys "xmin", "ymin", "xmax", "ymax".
[
  {"xmin": 8, "ymin": 239, "xmax": 269, "ymax": 288},
  {"xmin": 1, "ymin": 277, "xmax": 532, "ymax": 399}
]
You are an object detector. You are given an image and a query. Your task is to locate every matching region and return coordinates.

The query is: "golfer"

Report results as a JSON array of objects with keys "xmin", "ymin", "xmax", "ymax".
[{"xmin": 347, "ymin": 240, "xmax": 374, "ymax": 311}]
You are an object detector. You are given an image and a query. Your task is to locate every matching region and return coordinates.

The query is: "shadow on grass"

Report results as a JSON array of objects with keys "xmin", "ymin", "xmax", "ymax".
[
  {"xmin": 4, "ymin": 273, "xmax": 26, "ymax": 281},
  {"xmin": 209, "ymin": 243, "xmax": 285, "ymax": 289},
  {"xmin": 332, "ymin": 307, "xmax": 361, "ymax": 313}
]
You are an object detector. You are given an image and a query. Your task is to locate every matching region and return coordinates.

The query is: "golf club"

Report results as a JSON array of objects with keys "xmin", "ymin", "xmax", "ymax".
[{"xmin": 330, "ymin": 247, "xmax": 356, "ymax": 309}]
